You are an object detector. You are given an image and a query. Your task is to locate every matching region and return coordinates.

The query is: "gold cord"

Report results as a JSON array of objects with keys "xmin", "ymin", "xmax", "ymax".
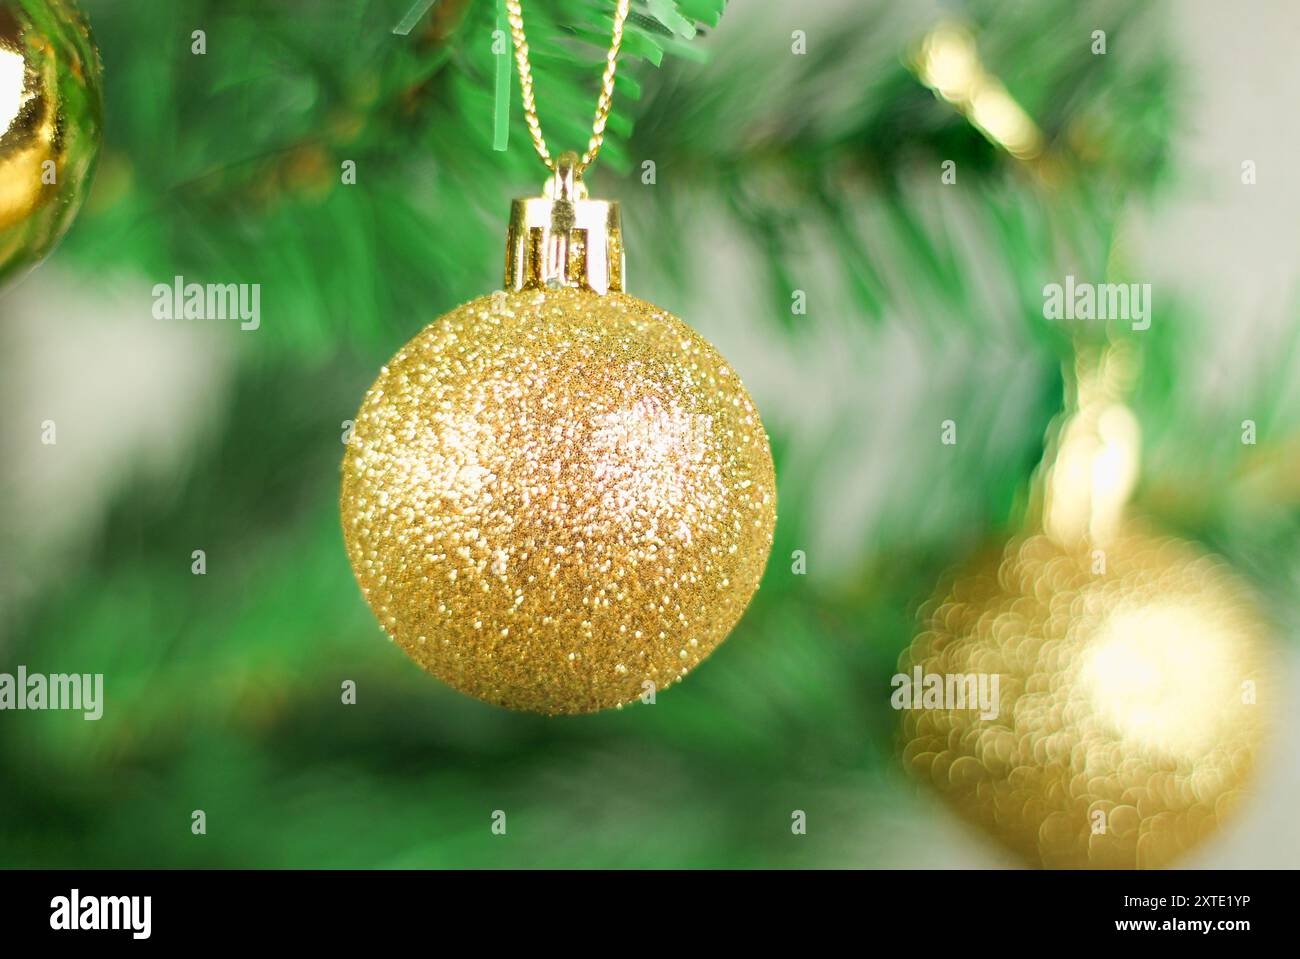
[{"xmin": 505, "ymin": 0, "xmax": 631, "ymax": 174}]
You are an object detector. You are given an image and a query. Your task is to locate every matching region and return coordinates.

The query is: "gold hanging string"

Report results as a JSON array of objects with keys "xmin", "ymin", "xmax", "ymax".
[{"xmin": 505, "ymin": 0, "xmax": 631, "ymax": 175}]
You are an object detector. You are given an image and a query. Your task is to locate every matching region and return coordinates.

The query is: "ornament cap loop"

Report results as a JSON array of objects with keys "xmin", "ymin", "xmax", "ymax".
[
  {"xmin": 550, "ymin": 151, "xmax": 585, "ymax": 202},
  {"xmin": 505, "ymin": 154, "xmax": 624, "ymax": 295}
]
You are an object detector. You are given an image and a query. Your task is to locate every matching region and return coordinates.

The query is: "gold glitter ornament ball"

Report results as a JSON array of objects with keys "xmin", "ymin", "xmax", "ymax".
[
  {"xmin": 341, "ymin": 287, "xmax": 776, "ymax": 714},
  {"xmin": 901, "ymin": 525, "xmax": 1272, "ymax": 868},
  {"xmin": 0, "ymin": 0, "xmax": 103, "ymax": 286}
]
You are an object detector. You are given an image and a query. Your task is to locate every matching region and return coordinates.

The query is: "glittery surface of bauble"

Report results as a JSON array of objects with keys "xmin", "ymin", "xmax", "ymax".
[
  {"xmin": 341, "ymin": 287, "xmax": 777, "ymax": 715},
  {"xmin": 901, "ymin": 525, "xmax": 1272, "ymax": 868},
  {"xmin": 0, "ymin": 0, "xmax": 103, "ymax": 285}
]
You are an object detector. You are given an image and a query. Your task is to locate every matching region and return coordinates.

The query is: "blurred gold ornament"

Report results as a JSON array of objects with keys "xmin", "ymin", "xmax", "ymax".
[
  {"xmin": 341, "ymin": 155, "xmax": 776, "ymax": 714},
  {"xmin": 0, "ymin": 0, "xmax": 103, "ymax": 286},
  {"xmin": 902, "ymin": 349, "xmax": 1273, "ymax": 868}
]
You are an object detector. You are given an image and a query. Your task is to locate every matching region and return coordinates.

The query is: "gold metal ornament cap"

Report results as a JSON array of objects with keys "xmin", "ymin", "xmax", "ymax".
[{"xmin": 505, "ymin": 151, "xmax": 624, "ymax": 295}]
